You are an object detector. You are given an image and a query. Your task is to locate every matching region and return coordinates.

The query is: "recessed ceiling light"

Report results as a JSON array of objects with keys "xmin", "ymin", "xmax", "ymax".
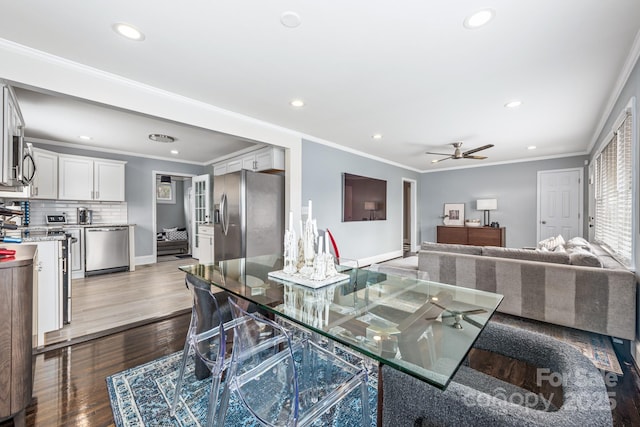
[
  {"xmin": 280, "ymin": 11, "xmax": 301, "ymax": 28},
  {"xmin": 372, "ymin": 134, "xmax": 383, "ymax": 140},
  {"xmin": 148, "ymin": 133, "xmax": 175, "ymax": 143},
  {"xmin": 170, "ymin": 149, "xmax": 179, "ymax": 155},
  {"xmin": 505, "ymin": 100, "xmax": 522, "ymax": 108},
  {"xmin": 112, "ymin": 23, "xmax": 145, "ymax": 41},
  {"xmin": 290, "ymin": 99, "xmax": 305, "ymax": 108},
  {"xmin": 528, "ymin": 145, "xmax": 537, "ymax": 150},
  {"xmin": 464, "ymin": 9, "xmax": 495, "ymax": 29},
  {"xmin": 78, "ymin": 135, "xmax": 92, "ymax": 141}
]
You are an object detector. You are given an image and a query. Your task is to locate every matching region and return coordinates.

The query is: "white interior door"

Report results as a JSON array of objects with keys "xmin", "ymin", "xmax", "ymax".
[
  {"xmin": 192, "ymin": 174, "xmax": 210, "ymax": 260},
  {"xmin": 537, "ymin": 168, "xmax": 583, "ymax": 241}
]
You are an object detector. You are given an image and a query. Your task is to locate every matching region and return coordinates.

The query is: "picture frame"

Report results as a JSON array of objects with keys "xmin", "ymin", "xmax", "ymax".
[
  {"xmin": 157, "ymin": 180, "xmax": 176, "ymax": 204},
  {"xmin": 443, "ymin": 203, "xmax": 464, "ymax": 226}
]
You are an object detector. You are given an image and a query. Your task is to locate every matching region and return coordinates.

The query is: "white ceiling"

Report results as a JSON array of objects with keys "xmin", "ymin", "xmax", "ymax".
[{"xmin": 1, "ymin": 1, "xmax": 640, "ymax": 170}]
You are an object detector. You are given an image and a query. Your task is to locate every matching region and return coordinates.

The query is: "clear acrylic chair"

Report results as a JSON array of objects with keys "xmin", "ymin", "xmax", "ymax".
[
  {"xmin": 216, "ymin": 297, "xmax": 371, "ymax": 426},
  {"xmin": 171, "ymin": 275, "xmax": 240, "ymax": 427}
]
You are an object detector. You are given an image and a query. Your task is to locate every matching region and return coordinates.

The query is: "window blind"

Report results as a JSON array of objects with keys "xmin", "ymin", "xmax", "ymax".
[{"xmin": 594, "ymin": 112, "xmax": 632, "ymax": 266}]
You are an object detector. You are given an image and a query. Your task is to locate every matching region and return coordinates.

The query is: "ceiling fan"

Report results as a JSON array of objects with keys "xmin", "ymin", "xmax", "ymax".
[{"xmin": 426, "ymin": 142, "xmax": 494, "ymax": 163}]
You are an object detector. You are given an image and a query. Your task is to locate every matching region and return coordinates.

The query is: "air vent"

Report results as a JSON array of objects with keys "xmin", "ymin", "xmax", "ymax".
[{"xmin": 148, "ymin": 134, "xmax": 175, "ymax": 143}]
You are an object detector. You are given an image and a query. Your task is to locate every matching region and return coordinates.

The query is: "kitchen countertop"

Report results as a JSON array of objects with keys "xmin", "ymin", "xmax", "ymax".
[
  {"xmin": 3, "ymin": 229, "xmax": 68, "ymax": 242},
  {"xmin": 19, "ymin": 223, "xmax": 134, "ymax": 229},
  {"xmin": 0, "ymin": 243, "xmax": 37, "ymax": 267},
  {"xmin": 2, "ymin": 224, "xmax": 135, "ymax": 243}
]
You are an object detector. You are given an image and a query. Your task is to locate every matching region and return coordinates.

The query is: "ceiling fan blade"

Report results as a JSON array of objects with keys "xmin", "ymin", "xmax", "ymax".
[
  {"xmin": 425, "ymin": 151, "xmax": 452, "ymax": 156},
  {"xmin": 463, "ymin": 155, "xmax": 487, "ymax": 160},
  {"xmin": 431, "ymin": 156, "xmax": 452, "ymax": 163},
  {"xmin": 461, "ymin": 315, "xmax": 484, "ymax": 329},
  {"xmin": 462, "ymin": 144, "xmax": 494, "ymax": 156}
]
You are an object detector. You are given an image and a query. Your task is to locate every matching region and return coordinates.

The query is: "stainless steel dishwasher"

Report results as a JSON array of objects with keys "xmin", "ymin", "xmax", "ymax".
[{"xmin": 85, "ymin": 226, "xmax": 130, "ymax": 275}]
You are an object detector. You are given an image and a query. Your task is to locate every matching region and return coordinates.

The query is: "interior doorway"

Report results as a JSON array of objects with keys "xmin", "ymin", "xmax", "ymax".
[
  {"xmin": 402, "ymin": 178, "xmax": 418, "ymax": 255},
  {"xmin": 152, "ymin": 171, "xmax": 196, "ymax": 263},
  {"xmin": 536, "ymin": 168, "xmax": 583, "ymax": 241}
]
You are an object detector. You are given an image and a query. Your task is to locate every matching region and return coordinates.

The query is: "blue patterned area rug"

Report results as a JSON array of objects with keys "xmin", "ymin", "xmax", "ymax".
[{"xmin": 107, "ymin": 350, "xmax": 377, "ymax": 426}]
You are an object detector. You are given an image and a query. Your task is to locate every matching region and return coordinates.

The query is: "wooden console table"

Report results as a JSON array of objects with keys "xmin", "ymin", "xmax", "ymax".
[{"xmin": 437, "ymin": 225, "xmax": 506, "ymax": 247}]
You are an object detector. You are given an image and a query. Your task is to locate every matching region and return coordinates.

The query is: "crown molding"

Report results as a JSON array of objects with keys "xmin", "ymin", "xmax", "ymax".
[{"xmin": 587, "ymin": 28, "xmax": 640, "ymax": 153}]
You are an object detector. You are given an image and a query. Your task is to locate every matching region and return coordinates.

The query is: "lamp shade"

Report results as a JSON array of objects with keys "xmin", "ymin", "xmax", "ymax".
[
  {"xmin": 476, "ymin": 199, "xmax": 497, "ymax": 210},
  {"xmin": 364, "ymin": 201, "xmax": 376, "ymax": 211}
]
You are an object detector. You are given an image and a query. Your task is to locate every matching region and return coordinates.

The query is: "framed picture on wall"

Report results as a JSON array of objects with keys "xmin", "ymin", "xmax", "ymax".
[
  {"xmin": 157, "ymin": 180, "xmax": 176, "ymax": 204},
  {"xmin": 443, "ymin": 203, "xmax": 464, "ymax": 226}
]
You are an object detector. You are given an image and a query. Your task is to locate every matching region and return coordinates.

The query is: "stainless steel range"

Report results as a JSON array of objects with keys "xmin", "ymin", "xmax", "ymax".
[{"xmin": 44, "ymin": 213, "xmax": 73, "ymax": 323}]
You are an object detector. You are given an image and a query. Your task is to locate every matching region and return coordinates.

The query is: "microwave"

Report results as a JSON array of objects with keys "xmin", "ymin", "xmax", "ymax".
[{"xmin": 1, "ymin": 84, "xmax": 36, "ymax": 188}]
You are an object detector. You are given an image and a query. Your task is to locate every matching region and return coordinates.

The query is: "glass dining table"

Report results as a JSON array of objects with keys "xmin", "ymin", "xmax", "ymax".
[{"xmin": 180, "ymin": 254, "xmax": 503, "ymax": 420}]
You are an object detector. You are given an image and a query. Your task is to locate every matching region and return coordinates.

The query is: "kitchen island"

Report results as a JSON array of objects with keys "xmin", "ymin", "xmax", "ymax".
[{"xmin": 0, "ymin": 244, "xmax": 36, "ymax": 427}]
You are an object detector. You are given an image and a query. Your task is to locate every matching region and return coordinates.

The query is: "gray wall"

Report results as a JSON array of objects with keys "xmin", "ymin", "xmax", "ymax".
[
  {"xmin": 301, "ymin": 139, "xmax": 421, "ymax": 261},
  {"xmin": 420, "ymin": 156, "xmax": 588, "ymax": 249},
  {"xmin": 156, "ymin": 180, "xmax": 186, "ymax": 230},
  {"xmin": 32, "ymin": 141, "xmax": 206, "ymax": 257}
]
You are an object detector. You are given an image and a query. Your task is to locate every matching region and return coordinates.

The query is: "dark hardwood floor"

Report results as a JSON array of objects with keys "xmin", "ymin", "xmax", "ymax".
[
  {"xmin": 1, "ymin": 313, "xmax": 638, "ymax": 426},
  {"xmin": 0, "ymin": 313, "xmax": 190, "ymax": 427}
]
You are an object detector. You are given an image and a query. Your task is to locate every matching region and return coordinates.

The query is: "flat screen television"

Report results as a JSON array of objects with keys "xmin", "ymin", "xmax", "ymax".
[{"xmin": 342, "ymin": 173, "xmax": 387, "ymax": 221}]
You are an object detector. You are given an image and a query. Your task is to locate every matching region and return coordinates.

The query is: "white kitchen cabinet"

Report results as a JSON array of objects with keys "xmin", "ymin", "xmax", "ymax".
[
  {"xmin": 34, "ymin": 241, "xmax": 62, "ymax": 344},
  {"xmin": 31, "ymin": 148, "xmax": 58, "ymax": 199},
  {"xmin": 1, "ymin": 85, "xmax": 24, "ymax": 185},
  {"xmin": 58, "ymin": 155, "xmax": 93, "ymax": 200},
  {"xmin": 226, "ymin": 158, "xmax": 242, "ymax": 173},
  {"xmin": 212, "ymin": 163, "xmax": 227, "ymax": 176},
  {"xmin": 197, "ymin": 224, "xmax": 214, "ymax": 264},
  {"xmin": 212, "ymin": 146, "xmax": 284, "ymax": 176},
  {"xmin": 254, "ymin": 146, "xmax": 284, "ymax": 171},
  {"xmin": 94, "ymin": 160, "xmax": 125, "ymax": 201},
  {"xmin": 58, "ymin": 154, "xmax": 126, "ymax": 201},
  {"xmin": 66, "ymin": 228, "xmax": 83, "ymax": 278}
]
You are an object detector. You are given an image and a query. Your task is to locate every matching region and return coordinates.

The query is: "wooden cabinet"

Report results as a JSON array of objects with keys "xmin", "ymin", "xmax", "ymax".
[
  {"xmin": 58, "ymin": 154, "xmax": 126, "ymax": 201},
  {"xmin": 437, "ymin": 226, "xmax": 506, "ymax": 247},
  {"xmin": 213, "ymin": 146, "xmax": 285, "ymax": 176},
  {"xmin": 31, "ymin": 147, "xmax": 58, "ymax": 199},
  {"xmin": 0, "ymin": 245, "xmax": 35, "ymax": 425}
]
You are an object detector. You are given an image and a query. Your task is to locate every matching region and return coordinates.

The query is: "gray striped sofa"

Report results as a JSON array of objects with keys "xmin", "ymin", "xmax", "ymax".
[{"xmin": 418, "ymin": 243, "xmax": 636, "ymax": 340}]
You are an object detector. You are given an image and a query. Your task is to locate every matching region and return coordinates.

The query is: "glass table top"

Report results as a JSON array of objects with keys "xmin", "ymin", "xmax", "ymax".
[{"xmin": 180, "ymin": 255, "xmax": 503, "ymax": 389}]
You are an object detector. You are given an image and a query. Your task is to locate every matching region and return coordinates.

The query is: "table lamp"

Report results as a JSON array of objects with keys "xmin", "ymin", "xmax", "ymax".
[
  {"xmin": 476, "ymin": 199, "xmax": 497, "ymax": 226},
  {"xmin": 364, "ymin": 201, "xmax": 377, "ymax": 220}
]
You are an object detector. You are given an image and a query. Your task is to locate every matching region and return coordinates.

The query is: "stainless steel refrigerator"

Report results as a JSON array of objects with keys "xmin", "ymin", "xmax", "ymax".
[{"xmin": 213, "ymin": 170, "xmax": 284, "ymax": 261}]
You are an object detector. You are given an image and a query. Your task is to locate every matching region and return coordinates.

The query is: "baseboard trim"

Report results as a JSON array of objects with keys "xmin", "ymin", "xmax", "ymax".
[
  {"xmin": 358, "ymin": 250, "xmax": 404, "ymax": 267},
  {"xmin": 135, "ymin": 255, "xmax": 156, "ymax": 266}
]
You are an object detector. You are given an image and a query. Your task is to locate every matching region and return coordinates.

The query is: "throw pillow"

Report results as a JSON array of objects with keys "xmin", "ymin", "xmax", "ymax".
[
  {"xmin": 163, "ymin": 227, "xmax": 178, "ymax": 233},
  {"xmin": 568, "ymin": 248, "xmax": 603, "ymax": 268},
  {"xmin": 537, "ymin": 234, "xmax": 565, "ymax": 251},
  {"xmin": 564, "ymin": 236, "xmax": 592, "ymax": 251},
  {"xmin": 166, "ymin": 230, "xmax": 188, "ymax": 241}
]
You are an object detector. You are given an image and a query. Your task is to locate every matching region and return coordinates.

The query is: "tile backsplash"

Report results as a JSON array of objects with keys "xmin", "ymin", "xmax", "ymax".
[{"xmin": 28, "ymin": 200, "xmax": 128, "ymax": 225}]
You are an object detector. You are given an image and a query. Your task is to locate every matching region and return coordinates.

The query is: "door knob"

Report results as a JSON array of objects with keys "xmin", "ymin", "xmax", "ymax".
[{"xmin": 541, "ymin": 221, "xmax": 547, "ymax": 224}]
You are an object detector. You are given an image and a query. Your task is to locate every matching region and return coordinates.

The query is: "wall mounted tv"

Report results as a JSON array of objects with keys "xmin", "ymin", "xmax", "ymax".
[{"xmin": 342, "ymin": 173, "xmax": 387, "ymax": 222}]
